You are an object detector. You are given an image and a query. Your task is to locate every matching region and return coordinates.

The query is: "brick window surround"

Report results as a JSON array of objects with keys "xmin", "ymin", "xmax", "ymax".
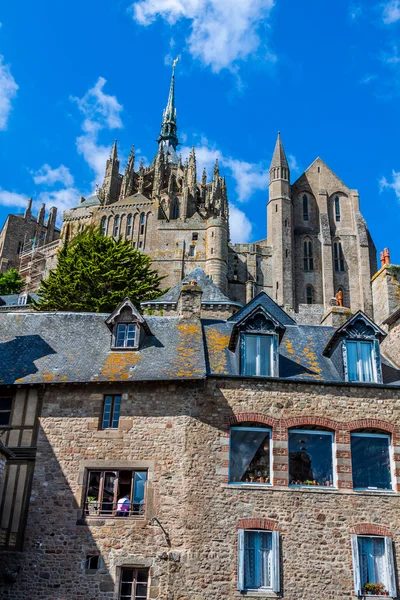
[
  {"xmin": 350, "ymin": 523, "xmax": 392, "ymax": 537},
  {"xmin": 236, "ymin": 518, "xmax": 279, "ymax": 531},
  {"xmin": 219, "ymin": 413, "xmax": 399, "ymax": 491}
]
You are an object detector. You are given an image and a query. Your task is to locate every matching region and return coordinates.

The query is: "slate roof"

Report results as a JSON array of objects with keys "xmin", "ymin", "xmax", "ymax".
[
  {"xmin": 142, "ymin": 267, "xmax": 242, "ymax": 307},
  {"xmin": 0, "ymin": 293, "xmax": 38, "ymax": 307},
  {"xmin": 0, "ymin": 312, "xmax": 205, "ymax": 384},
  {"xmin": 0, "ymin": 298, "xmax": 398, "ymax": 387},
  {"xmin": 78, "ymin": 194, "xmax": 101, "ymax": 208}
]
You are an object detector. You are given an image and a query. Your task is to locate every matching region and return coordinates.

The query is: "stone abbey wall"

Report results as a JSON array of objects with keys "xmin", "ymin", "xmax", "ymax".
[{"xmin": 2, "ymin": 378, "xmax": 400, "ymax": 599}]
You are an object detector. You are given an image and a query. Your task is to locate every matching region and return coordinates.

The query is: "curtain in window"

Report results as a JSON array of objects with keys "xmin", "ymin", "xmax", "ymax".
[
  {"xmin": 244, "ymin": 532, "xmax": 272, "ymax": 590},
  {"xmin": 245, "ymin": 335, "xmax": 258, "ymax": 375},
  {"xmin": 360, "ymin": 342, "xmax": 374, "ymax": 382},
  {"xmin": 358, "ymin": 537, "xmax": 386, "ymax": 588},
  {"xmin": 243, "ymin": 335, "xmax": 272, "ymax": 377}
]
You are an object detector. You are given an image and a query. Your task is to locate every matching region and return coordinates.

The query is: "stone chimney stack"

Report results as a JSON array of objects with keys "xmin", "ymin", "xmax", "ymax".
[
  {"xmin": 320, "ymin": 298, "xmax": 352, "ymax": 328},
  {"xmin": 177, "ymin": 280, "xmax": 203, "ymax": 319}
]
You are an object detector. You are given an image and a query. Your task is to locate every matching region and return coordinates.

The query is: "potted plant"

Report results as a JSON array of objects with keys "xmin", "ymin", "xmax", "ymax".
[
  {"xmin": 86, "ymin": 496, "xmax": 98, "ymax": 516},
  {"xmin": 362, "ymin": 582, "xmax": 387, "ymax": 595}
]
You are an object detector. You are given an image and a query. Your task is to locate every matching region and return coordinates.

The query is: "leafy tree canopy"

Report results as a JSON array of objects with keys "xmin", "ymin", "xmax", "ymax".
[
  {"xmin": 0, "ymin": 269, "xmax": 24, "ymax": 295},
  {"xmin": 35, "ymin": 227, "xmax": 166, "ymax": 312}
]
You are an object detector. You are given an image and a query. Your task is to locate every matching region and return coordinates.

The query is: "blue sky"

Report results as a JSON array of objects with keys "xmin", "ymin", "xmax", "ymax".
[{"xmin": 0, "ymin": 0, "xmax": 399, "ymax": 261}]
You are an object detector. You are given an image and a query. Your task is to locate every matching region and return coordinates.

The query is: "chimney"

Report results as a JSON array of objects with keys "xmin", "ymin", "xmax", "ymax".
[
  {"xmin": 383, "ymin": 248, "xmax": 391, "ymax": 265},
  {"xmin": 177, "ymin": 280, "xmax": 203, "ymax": 319},
  {"xmin": 320, "ymin": 304, "xmax": 352, "ymax": 328}
]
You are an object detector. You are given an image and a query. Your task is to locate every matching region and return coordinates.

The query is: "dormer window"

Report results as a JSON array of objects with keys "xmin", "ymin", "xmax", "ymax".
[
  {"xmin": 17, "ymin": 293, "xmax": 28, "ymax": 306},
  {"xmin": 346, "ymin": 340, "xmax": 376, "ymax": 383},
  {"xmin": 106, "ymin": 297, "xmax": 151, "ymax": 351},
  {"xmin": 115, "ymin": 323, "xmax": 137, "ymax": 348},
  {"xmin": 242, "ymin": 334, "xmax": 273, "ymax": 377}
]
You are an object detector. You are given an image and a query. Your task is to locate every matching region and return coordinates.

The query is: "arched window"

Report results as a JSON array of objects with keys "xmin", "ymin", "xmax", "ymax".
[
  {"xmin": 333, "ymin": 241, "xmax": 344, "ymax": 272},
  {"xmin": 101, "ymin": 216, "xmax": 107, "ymax": 236},
  {"xmin": 306, "ymin": 285, "xmax": 313, "ymax": 305},
  {"xmin": 302, "ymin": 194, "xmax": 309, "ymax": 221},
  {"xmin": 126, "ymin": 214, "xmax": 132, "ymax": 237},
  {"xmin": 113, "ymin": 215, "xmax": 120, "ymax": 238},
  {"xmin": 139, "ymin": 213, "xmax": 145, "ymax": 236},
  {"xmin": 303, "ymin": 239, "xmax": 314, "ymax": 271},
  {"xmin": 334, "ymin": 196, "xmax": 340, "ymax": 222}
]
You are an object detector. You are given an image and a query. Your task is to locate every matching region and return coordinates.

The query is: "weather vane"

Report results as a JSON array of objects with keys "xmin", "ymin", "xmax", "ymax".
[{"xmin": 173, "ymin": 57, "xmax": 179, "ymax": 68}]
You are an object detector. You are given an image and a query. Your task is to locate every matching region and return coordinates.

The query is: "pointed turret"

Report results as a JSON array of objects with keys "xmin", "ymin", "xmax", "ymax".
[
  {"xmin": 119, "ymin": 145, "xmax": 135, "ymax": 200},
  {"xmin": 189, "ymin": 146, "xmax": 197, "ymax": 194},
  {"xmin": 270, "ymin": 132, "xmax": 290, "ymax": 182},
  {"xmin": 24, "ymin": 198, "xmax": 32, "ymax": 220},
  {"xmin": 158, "ymin": 60, "xmax": 179, "ymax": 161},
  {"xmin": 99, "ymin": 140, "xmax": 121, "ymax": 205}
]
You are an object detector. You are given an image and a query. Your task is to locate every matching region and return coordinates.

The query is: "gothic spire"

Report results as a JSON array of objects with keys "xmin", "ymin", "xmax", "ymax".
[
  {"xmin": 110, "ymin": 139, "xmax": 118, "ymax": 162},
  {"xmin": 157, "ymin": 59, "xmax": 179, "ymax": 161},
  {"xmin": 270, "ymin": 132, "xmax": 289, "ymax": 181},
  {"xmin": 119, "ymin": 145, "xmax": 135, "ymax": 200}
]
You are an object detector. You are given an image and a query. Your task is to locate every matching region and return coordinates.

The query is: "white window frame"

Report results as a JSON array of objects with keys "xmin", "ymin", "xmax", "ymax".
[
  {"xmin": 229, "ymin": 426, "xmax": 272, "ymax": 486},
  {"xmin": 289, "ymin": 429, "xmax": 337, "ymax": 488},
  {"xmin": 351, "ymin": 534, "xmax": 396, "ymax": 598},
  {"xmin": 345, "ymin": 340, "xmax": 378, "ymax": 383},
  {"xmin": 351, "ymin": 432, "xmax": 394, "ymax": 492},
  {"xmin": 241, "ymin": 333, "xmax": 275, "ymax": 377},
  {"xmin": 238, "ymin": 529, "xmax": 280, "ymax": 593},
  {"xmin": 114, "ymin": 323, "xmax": 137, "ymax": 349}
]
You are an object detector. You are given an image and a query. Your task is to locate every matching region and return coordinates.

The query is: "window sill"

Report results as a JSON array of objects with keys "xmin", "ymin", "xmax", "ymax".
[
  {"xmin": 289, "ymin": 485, "xmax": 336, "ymax": 491},
  {"xmin": 223, "ymin": 484, "xmax": 399, "ymax": 497},
  {"xmin": 77, "ymin": 515, "xmax": 146, "ymax": 526},
  {"xmin": 235, "ymin": 592, "xmax": 278, "ymax": 598},
  {"xmin": 228, "ymin": 483, "xmax": 272, "ymax": 489}
]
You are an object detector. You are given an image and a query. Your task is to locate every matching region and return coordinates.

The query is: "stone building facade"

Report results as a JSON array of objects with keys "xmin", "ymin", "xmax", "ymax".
[
  {"xmin": 0, "ymin": 200, "xmax": 59, "ymax": 274},
  {"xmin": 56, "ymin": 65, "xmax": 377, "ymax": 321},
  {"xmin": 0, "ymin": 271, "xmax": 399, "ymax": 599}
]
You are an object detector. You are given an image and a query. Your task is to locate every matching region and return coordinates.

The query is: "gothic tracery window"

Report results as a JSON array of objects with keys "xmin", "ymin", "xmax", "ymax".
[
  {"xmin": 334, "ymin": 196, "xmax": 341, "ymax": 222},
  {"xmin": 113, "ymin": 215, "xmax": 120, "ymax": 238}
]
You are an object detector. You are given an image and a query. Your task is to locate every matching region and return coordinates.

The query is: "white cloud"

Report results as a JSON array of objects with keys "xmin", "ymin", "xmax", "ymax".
[
  {"xmin": 0, "ymin": 55, "xmax": 18, "ymax": 130},
  {"xmin": 32, "ymin": 164, "xmax": 74, "ymax": 187},
  {"xmin": 0, "ymin": 190, "xmax": 28, "ymax": 209},
  {"xmin": 71, "ymin": 77, "xmax": 123, "ymax": 184},
  {"xmin": 131, "ymin": 0, "xmax": 275, "ymax": 72},
  {"xmin": 383, "ymin": 0, "xmax": 400, "ymax": 23},
  {"xmin": 229, "ymin": 203, "xmax": 252, "ymax": 243},
  {"xmin": 34, "ymin": 188, "xmax": 81, "ymax": 217},
  {"xmin": 288, "ymin": 154, "xmax": 300, "ymax": 174},
  {"xmin": 181, "ymin": 139, "xmax": 269, "ymax": 204},
  {"xmin": 380, "ymin": 170, "xmax": 400, "ymax": 199}
]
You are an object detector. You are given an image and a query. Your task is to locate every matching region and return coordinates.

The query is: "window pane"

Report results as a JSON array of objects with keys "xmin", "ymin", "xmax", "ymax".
[
  {"xmin": 244, "ymin": 335, "xmax": 257, "ymax": 376},
  {"xmin": 244, "ymin": 531, "xmax": 272, "ymax": 590},
  {"xmin": 116, "ymin": 324, "xmax": 127, "ymax": 347},
  {"xmin": 126, "ymin": 324, "xmax": 136, "ymax": 347},
  {"xmin": 289, "ymin": 431, "xmax": 334, "ymax": 486},
  {"xmin": 351, "ymin": 435, "xmax": 391, "ymax": 489},
  {"xmin": 346, "ymin": 341, "xmax": 359, "ymax": 382},
  {"xmin": 111, "ymin": 396, "xmax": 121, "ymax": 429},
  {"xmin": 230, "ymin": 429, "xmax": 271, "ymax": 483},
  {"xmin": 133, "ymin": 471, "xmax": 147, "ymax": 513},
  {"xmin": 259, "ymin": 337, "xmax": 272, "ymax": 377},
  {"xmin": 359, "ymin": 342, "xmax": 374, "ymax": 382},
  {"xmin": 102, "ymin": 396, "xmax": 113, "ymax": 429}
]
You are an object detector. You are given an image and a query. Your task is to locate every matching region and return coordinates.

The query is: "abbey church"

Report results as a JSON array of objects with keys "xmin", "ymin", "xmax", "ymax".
[{"xmin": 0, "ymin": 65, "xmax": 378, "ymax": 322}]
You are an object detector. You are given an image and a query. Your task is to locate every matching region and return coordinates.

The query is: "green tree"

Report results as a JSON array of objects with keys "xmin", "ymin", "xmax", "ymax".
[
  {"xmin": 0, "ymin": 269, "xmax": 24, "ymax": 295},
  {"xmin": 34, "ymin": 227, "xmax": 165, "ymax": 312}
]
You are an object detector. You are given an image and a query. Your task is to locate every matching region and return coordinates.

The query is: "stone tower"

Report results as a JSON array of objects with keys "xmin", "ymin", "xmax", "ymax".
[
  {"xmin": 267, "ymin": 133, "xmax": 294, "ymax": 307},
  {"xmin": 99, "ymin": 140, "xmax": 122, "ymax": 205}
]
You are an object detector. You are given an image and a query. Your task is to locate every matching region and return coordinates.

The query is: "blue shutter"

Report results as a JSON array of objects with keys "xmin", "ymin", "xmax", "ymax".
[
  {"xmin": 385, "ymin": 536, "xmax": 397, "ymax": 598},
  {"xmin": 237, "ymin": 529, "xmax": 245, "ymax": 591},
  {"xmin": 351, "ymin": 535, "xmax": 362, "ymax": 596},
  {"xmin": 272, "ymin": 530, "xmax": 280, "ymax": 593}
]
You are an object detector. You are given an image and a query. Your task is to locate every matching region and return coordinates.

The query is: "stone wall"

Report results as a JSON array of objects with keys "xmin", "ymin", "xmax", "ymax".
[{"xmin": 2, "ymin": 378, "xmax": 400, "ymax": 599}]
